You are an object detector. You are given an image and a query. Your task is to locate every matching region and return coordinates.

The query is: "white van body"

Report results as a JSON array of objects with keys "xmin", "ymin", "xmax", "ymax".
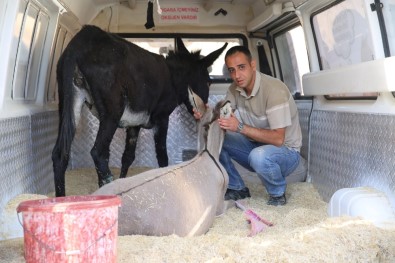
[{"xmin": 0, "ymin": 0, "xmax": 394, "ymax": 237}]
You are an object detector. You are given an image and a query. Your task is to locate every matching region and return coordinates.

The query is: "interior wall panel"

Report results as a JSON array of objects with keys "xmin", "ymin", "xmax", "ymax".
[{"xmin": 309, "ymin": 110, "xmax": 395, "ymax": 207}]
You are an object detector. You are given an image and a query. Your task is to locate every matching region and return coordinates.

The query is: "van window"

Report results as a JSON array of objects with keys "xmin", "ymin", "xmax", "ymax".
[
  {"xmin": 47, "ymin": 34, "xmax": 244, "ymax": 103},
  {"xmin": 47, "ymin": 34, "xmax": 246, "ymax": 102},
  {"xmin": 12, "ymin": 1, "xmax": 49, "ymax": 101},
  {"xmin": 47, "ymin": 26, "xmax": 72, "ymax": 102},
  {"xmin": 386, "ymin": 1, "xmax": 395, "ymax": 98},
  {"xmin": 386, "ymin": 1, "xmax": 395, "ymax": 56},
  {"xmin": 312, "ymin": 0, "xmax": 378, "ymax": 99},
  {"xmin": 124, "ymin": 36, "xmax": 243, "ymax": 83},
  {"xmin": 273, "ymin": 25, "xmax": 310, "ymax": 96}
]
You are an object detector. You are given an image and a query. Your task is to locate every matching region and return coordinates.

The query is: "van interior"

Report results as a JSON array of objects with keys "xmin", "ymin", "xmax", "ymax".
[{"xmin": 0, "ymin": 0, "xmax": 395, "ymax": 261}]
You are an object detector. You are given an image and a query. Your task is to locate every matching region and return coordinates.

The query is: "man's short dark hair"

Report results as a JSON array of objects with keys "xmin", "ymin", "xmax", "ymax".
[{"xmin": 225, "ymin": 46, "xmax": 252, "ymax": 62}]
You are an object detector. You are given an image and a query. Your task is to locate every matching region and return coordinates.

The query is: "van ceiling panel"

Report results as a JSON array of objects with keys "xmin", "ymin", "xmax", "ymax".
[
  {"xmin": 91, "ymin": 0, "xmax": 258, "ymax": 4},
  {"xmin": 63, "ymin": 0, "xmax": 295, "ymax": 27},
  {"xmin": 124, "ymin": 0, "xmax": 257, "ymax": 4},
  {"xmin": 247, "ymin": 2, "xmax": 283, "ymax": 32}
]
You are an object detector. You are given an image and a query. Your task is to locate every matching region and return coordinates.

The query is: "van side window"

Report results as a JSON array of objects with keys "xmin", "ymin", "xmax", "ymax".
[
  {"xmin": 47, "ymin": 26, "xmax": 72, "ymax": 102},
  {"xmin": 311, "ymin": 0, "xmax": 378, "ymax": 99},
  {"xmin": 384, "ymin": 1, "xmax": 395, "ymax": 98},
  {"xmin": 46, "ymin": 35, "xmax": 244, "ymax": 104},
  {"xmin": 273, "ymin": 25, "xmax": 310, "ymax": 97},
  {"xmin": 121, "ymin": 35, "xmax": 245, "ymax": 83},
  {"xmin": 12, "ymin": 1, "xmax": 49, "ymax": 101},
  {"xmin": 385, "ymin": 2, "xmax": 395, "ymax": 56}
]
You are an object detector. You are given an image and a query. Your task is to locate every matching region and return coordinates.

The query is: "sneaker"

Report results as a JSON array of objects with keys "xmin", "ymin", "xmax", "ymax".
[
  {"xmin": 225, "ymin": 187, "xmax": 251, "ymax": 201},
  {"xmin": 267, "ymin": 194, "xmax": 286, "ymax": 206}
]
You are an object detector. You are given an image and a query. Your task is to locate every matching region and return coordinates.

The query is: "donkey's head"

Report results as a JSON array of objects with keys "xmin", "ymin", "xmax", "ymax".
[
  {"xmin": 203, "ymin": 100, "xmax": 232, "ymax": 156},
  {"xmin": 189, "ymin": 88, "xmax": 231, "ymax": 153},
  {"xmin": 166, "ymin": 38, "xmax": 228, "ymax": 113}
]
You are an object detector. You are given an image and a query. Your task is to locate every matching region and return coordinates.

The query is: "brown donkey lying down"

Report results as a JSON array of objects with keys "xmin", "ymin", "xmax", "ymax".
[{"xmin": 93, "ymin": 99, "xmax": 231, "ymax": 237}]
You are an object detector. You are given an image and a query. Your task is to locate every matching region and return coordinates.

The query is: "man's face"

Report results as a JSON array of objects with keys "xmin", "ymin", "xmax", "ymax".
[{"xmin": 225, "ymin": 51, "xmax": 256, "ymax": 90}]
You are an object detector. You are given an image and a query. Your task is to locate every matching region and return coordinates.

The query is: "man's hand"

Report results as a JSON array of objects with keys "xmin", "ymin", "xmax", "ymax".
[{"xmin": 218, "ymin": 112, "xmax": 239, "ymax": 132}]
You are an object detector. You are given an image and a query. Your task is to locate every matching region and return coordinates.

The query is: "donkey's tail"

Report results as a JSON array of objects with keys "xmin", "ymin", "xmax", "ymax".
[
  {"xmin": 54, "ymin": 54, "xmax": 77, "ymax": 161},
  {"xmin": 52, "ymin": 51, "xmax": 78, "ymax": 196}
]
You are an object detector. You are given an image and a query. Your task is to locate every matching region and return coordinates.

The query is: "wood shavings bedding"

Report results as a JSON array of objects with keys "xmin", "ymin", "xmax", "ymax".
[{"xmin": 1, "ymin": 168, "xmax": 394, "ymax": 263}]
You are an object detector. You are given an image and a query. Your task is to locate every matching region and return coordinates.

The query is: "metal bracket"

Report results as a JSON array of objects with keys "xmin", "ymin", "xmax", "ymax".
[
  {"xmin": 369, "ymin": 0, "xmax": 391, "ymax": 57},
  {"xmin": 370, "ymin": 0, "xmax": 383, "ymax": 11}
]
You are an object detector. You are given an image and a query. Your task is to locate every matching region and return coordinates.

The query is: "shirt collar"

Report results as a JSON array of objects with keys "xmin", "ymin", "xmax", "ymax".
[{"xmin": 235, "ymin": 71, "xmax": 261, "ymax": 98}]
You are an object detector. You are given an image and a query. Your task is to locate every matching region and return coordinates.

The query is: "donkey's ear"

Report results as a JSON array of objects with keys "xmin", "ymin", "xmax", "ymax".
[
  {"xmin": 201, "ymin": 42, "xmax": 228, "ymax": 68},
  {"xmin": 175, "ymin": 37, "xmax": 189, "ymax": 53}
]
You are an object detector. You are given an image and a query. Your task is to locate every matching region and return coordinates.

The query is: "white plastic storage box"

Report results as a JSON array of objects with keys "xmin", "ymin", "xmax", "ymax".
[{"xmin": 328, "ymin": 187, "xmax": 395, "ymax": 228}]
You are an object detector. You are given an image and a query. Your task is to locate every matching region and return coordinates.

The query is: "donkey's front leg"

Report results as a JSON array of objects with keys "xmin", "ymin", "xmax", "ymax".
[
  {"xmin": 120, "ymin": 126, "xmax": 141, "ymax": 178},
  {"xmin": 154, "ymin": 118, "xmax": 169, "ymax": 167},
  {"xmin": 91, "ymin": 119, "xmax": 118, "ymax": 187}
]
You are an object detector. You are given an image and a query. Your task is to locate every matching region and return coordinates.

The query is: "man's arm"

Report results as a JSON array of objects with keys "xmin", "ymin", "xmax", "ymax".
[{"xmin": 218, "ymin": 113, "xmax": 285, "ymax": 146}]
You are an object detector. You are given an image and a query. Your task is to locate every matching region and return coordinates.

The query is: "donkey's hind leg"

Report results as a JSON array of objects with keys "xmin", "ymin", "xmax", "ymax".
[
  {"xmin": 91, "ymin": 119, "xmax": 119, "ymax": 187},
  {"xmin": 52, "ymin": 67, "xmax": 87, "ymax": 196}
]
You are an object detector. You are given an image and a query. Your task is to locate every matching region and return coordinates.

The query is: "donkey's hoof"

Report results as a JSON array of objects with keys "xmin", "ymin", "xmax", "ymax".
[{"xmin": 99, "ymin": 175, "xmax": 114, "ymax": 187}]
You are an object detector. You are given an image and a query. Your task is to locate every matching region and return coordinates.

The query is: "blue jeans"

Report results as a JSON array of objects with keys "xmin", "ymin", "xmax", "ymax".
[{"xmin": 219, "ymin": 131, "xmax": 300, "ymax": 197}]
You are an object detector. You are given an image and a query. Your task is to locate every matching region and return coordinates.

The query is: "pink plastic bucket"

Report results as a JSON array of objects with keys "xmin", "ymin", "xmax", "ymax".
[{"xmin": 17, "ymin": 195, "xmax": 121, "ymax": 263}]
